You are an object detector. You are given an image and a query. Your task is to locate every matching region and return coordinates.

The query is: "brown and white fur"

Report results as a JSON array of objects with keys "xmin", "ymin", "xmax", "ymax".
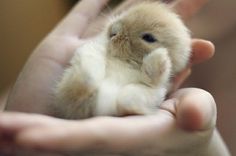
[{"xmin": 54, "ymin": 2, "xmax": 191, "ymax": 119}]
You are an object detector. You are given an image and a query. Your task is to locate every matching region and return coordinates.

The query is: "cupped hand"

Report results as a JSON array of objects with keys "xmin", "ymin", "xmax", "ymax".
[
  {"xmin": 1, "ymin": 0, "xmax": 230, "ymax": 155},
  {"xmin": 0, "ymin": 88, "xmax": 230, "ymax": 155}
]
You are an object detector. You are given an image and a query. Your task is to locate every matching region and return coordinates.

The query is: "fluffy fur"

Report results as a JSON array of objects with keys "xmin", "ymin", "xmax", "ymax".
[{"xmin": 54, "ymin": 2, "xmax": 191, "ymax": 119}]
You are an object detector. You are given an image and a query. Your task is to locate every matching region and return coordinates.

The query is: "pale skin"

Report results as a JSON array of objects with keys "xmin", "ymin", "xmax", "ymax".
[{"xmin": 0, "ymin": 0, "xmax": 231, "ymax": 155}]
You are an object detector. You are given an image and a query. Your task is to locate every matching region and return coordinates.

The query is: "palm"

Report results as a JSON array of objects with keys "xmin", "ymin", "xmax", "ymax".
[{"xmin": 6, "ymin": 35, "xmax": 81, "ymax": 114}]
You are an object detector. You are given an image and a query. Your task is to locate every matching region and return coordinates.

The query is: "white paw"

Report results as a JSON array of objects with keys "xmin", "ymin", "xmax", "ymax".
[
  {"xmin": 116, "ymin": 85, "xmax": 155, "ymax": 116},
  {"xmin": 141, "ymin": 48, "xmax": 171, "ymax": 86}
]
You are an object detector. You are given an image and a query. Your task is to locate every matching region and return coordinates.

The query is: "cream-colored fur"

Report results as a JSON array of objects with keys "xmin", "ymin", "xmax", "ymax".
[{"xmin": 54, "ymin": 2, "xmax": 191, "ymax": 119}]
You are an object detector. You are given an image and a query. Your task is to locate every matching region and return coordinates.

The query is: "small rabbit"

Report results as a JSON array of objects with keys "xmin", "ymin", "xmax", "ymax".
[{"xmin": 54, "ymin": 2, "xmax": 191, "ymax": 119}]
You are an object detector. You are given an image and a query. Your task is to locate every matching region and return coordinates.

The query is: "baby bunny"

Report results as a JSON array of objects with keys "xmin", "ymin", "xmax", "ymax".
[{"xmin": 54, "ymin": 2, "xmax": 191, "ymax": 119}]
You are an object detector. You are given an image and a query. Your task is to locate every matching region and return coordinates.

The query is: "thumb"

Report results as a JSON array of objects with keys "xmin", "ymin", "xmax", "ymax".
[
  {"xmin": 172, "ymin": 88, "xmax": 216, "ymax": 131},
  {"xmin": 158, "ymin": 88, "xmax": 217, "ymax": 154}
]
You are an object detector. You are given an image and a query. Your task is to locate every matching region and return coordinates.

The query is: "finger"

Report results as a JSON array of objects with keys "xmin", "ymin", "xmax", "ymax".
[
  {"xmin": 0, "ymin": 111, "xmax": 176, "ymax": 154},
  {"xmin": 53, "ymin": 0, "xmax": 110, "ymax": 37},
  {"xmin": 16, "ymin": 90, "xmax": 216, "ymax": 153},
  {"xmin": 172, "ymin": 0, "xmax": 210, "ymax": 20},
  {"xmin": 163, "ymin": 88, "xmax": 217, "ymax": 131},
  {"xmin": 0, "ymin": 113, "xmax": 69, "ymax": 152},
  {"xmin": 15, "ymin": 115, "xmax": 176, "ymax": 154},
  {"xmin": 15, "ymin": 101, "xmax": 215, "ymax": 155},
  {"xmin": 0, "ymin": 112, "xmax": 63, "ymax": 132},
  {"xmin": 0, "ymin": 99, "xmax": 215, "ymax": 155},
  {"xmin": 171, "ymin": 67, "xmax": 191, "ymax": 92},
  {"xmin": 0, "ymin": 89, "xmax": 217, "ymax": 154},
  {"xmin": 156, "ymin": 88, "xmax": 217, "ymax": 153},
  {"xmin": 191, "ymin": 39, "xmax": 215, "ymax": 65},
  {"xmin": 171, "ymin": 39, "xmax": 214, "ymax": 90}
]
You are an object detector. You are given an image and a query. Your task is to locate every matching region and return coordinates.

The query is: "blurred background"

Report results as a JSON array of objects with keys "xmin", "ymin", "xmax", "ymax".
[{"xmin": 0, "ymin": 0, "xmax": 235, "ymax": 155}]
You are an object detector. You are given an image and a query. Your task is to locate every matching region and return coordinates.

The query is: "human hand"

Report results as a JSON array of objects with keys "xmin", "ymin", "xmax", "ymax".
[
  {"xmin": 0, "ymin": 88, "xmax": 230, "ymax": 156},
  {"xmin": 2, "ymin": 0, "xmax": 230, "ymax": 155}
]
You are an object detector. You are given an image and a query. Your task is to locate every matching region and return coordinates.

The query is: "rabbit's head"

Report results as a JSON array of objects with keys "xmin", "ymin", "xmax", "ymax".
[{"xmin": 107, "ymin": 2, "xmax": 191, "ymax": 73}]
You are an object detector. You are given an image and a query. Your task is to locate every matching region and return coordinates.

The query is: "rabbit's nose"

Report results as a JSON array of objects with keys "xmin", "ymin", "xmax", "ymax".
[{"xmin": 109, "ymin": 22, "xmax": 122, "ymax": 39}]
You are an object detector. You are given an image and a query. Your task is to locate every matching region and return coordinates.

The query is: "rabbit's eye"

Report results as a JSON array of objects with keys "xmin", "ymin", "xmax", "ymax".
[
  {"xmin": 110, "ymin": 32, "xmax": 117, "ymax": 38},
  {"xmin": 142, "ymin": 33, "xmax": 157, "ymax": 43}
]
